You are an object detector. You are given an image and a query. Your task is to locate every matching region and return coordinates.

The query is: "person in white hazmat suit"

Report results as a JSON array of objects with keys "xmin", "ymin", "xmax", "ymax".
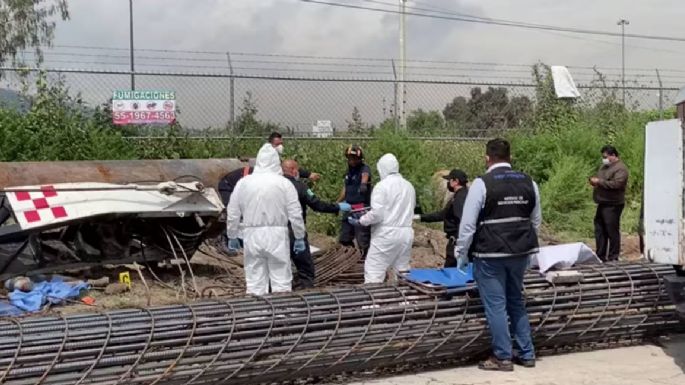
[
  {"xmin": 348, "ymin": 153, "xmax": 416, "ymax": 284},
  {"xmin": 226, "ymin": 144, "xmax": 307, "ymax": 295}
]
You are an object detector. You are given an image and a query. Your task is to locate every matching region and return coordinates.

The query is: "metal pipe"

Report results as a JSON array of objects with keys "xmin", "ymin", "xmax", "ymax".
[{"xmin": 0, "ymin": 158, "xmax": 243, "ymax": 189}]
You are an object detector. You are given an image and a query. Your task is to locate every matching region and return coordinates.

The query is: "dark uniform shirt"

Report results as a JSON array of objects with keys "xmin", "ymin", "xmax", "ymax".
[
  {"xmin": 420, "ymin": 187, "xmax": 469, "ymax": 238},
  {"xmin": 218, "ymin": 166, "xmax": 311, "ymax": 205},
  {"xmin": 343, "ymin": 164, "xmax": 372, "ymax": 205},
  {"xmin": 284, "ymin": 175, "xmax": 339, "ymax": 222}
]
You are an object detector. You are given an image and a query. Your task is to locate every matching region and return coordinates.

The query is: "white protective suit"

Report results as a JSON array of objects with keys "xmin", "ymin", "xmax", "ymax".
[
  {"xmin": 359, "ymin": 154, "xmax": 416, "ymax": 283},
  {"xmin": 226, "ymin": 144, "xmax": 306, "ymax": 295}
]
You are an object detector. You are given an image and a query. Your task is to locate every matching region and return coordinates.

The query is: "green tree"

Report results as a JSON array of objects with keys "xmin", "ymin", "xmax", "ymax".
[
  {"xmin": 443, "ymin": 87, "xmax": 532, "ymax": 135},
  {"xmin": 0, "ymin": 1, "xmax": 69, "ymax": 64},
  {"xmin": 442, "ymin": 96, "xmax": 470, "ymax": 127},
  {"xmin": 346, "ymin": 106, "xmax": 372, "ymax": 134},
  {"xmin": 407, "ymin": 109, "xmax": 444, "ymax": 132},
  {"xmin": 235, "ymin": 91, "xmax": 260, "ymax": 134},
  {"xmin": 0, "ymin": 71, "xmax": 134, "ymax": 161},
  {"xmin": 234, "ymin": 91, "xmax": 280, "ymax": 136}
]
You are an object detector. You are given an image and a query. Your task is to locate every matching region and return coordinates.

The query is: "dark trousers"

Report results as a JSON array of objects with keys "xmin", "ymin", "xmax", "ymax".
[
  {"xmin": 289, "ymin": 230, "xmax": 315, "ymax": 289},
  {"xmin": 445, "ymin": 237, "xmax": 457, "ymax": 268},
  {"xmin": 339, "ymin": 213, "xmax": 371, "ymax": 258},
  {"xmin": 594, "ymin": 204, "xmax": 624, "ymax": 261}
]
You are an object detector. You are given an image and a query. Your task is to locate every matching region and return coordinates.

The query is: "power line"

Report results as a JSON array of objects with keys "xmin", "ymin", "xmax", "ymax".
[
  {"xmin": 300, "ymin": 0, "xmax": 685, "ymax": 43},
  {"xmin": 35, "ymin": 47, "xmax": 685, "ymax": 73},
  {"xmin": 30, "ymin": 57, "xmax": 685, "ymax": 82},
  {"xmin": 27, "ymin": 49, "xmax": 685, "ymax": 75},
  {"xmin": 27, "ymin": 57, "xmax": 658, "ymax": 78}
]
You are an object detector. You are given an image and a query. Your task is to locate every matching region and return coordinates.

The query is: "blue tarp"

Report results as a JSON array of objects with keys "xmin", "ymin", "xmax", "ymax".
[
  {"xmin": 0, "ymin": 277, "xmax": 89, "ymax": 316},
  {"xmin": 0, "ymin": 302, "xmax": 23, "ymax": 317},
  {"xmin": 405, "ymin": 264, "xmax": 475, "ymax": 288}
]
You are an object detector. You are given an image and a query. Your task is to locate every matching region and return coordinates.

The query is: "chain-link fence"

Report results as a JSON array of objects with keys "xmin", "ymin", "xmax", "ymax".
[{"xmin": 0, "ymin": 66, "xmax": 679, "ymax": 135}]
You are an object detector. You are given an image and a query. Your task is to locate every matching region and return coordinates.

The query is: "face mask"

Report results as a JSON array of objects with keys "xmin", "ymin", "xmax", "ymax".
[
  {"xmin": 447, "ymin": 181, "xmax": 456, "ymax": 193},
  {"xmin": 602, "ymin": 158, "xmax": 611, "ymax": 166},
  {"xmin": 274, "ymin": 144, "xmax": 284, "ymax": 155}
]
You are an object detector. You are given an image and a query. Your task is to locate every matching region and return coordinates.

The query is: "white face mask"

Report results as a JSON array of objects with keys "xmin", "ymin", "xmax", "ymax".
[
  {"xmin": 274, "ymin": 144, "xmax": 284, "ymax": 155},
  {"xmin": 602, "ymin": 158, "xmax": 611, "ymax": 165}
]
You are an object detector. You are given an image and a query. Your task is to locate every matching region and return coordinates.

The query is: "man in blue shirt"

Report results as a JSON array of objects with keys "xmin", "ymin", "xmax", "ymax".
[
  {"xmin": 456, "ymin": 138, "xmax": 541, "ymax": 371},
  {"xmin": 337, "ymin": 145, "xmax": 372, "ymax": 257}
]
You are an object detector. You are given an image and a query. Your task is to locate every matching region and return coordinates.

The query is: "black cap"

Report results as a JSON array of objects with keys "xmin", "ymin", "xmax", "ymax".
[{"xmin": 442, "ymin": 169, "xmax": 468, "ymax": 185}]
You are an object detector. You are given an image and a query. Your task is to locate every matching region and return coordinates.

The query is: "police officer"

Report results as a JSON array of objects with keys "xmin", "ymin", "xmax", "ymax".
[
  {"xmin": 456, "ymin": 138, "xmax": 541, "ymax": 371},
  {"xmin": 282, "ymin": 159, "xmax": 352, "ymax": 288},
  {"xmin": 337, "ymin": 145, "xmax": 372, "ymax": 257},
  {"xmin": 415, "ymin": 169, "xmax": 469, "ymax": 268}
]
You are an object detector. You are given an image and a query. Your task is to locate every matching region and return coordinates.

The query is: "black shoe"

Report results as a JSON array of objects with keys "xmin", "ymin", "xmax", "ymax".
[
  {"xmin": 478, "ymin": 357, "xmax": 514, "ymax": 372},
  {"xmin": 513, "ymin": 356, "xmax": 536, "ymax": 368}
]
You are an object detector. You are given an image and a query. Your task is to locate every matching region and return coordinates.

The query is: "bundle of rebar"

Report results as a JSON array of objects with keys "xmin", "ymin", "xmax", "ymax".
[
  {"xmin": 0, "ymin": 263, "xmax": 683, "ymax": 385},
  {"xmin": 199, "ymin": 245, "xmax": 361, "ymax": 296}
]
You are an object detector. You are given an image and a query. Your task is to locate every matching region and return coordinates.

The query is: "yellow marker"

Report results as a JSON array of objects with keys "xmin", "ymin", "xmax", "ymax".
[{"xmin": 119, "ymin": 271, "xmax": 131, "ymax": 289}]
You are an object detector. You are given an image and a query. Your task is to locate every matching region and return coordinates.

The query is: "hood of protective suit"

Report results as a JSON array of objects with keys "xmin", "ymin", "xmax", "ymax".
[
  {"xmin": 253, "ymin": 143, "xmax": 283, "ymax": 175},
  {"xmin": 377, "ymin": 153, "xmax": 399, "ymax": 180}
]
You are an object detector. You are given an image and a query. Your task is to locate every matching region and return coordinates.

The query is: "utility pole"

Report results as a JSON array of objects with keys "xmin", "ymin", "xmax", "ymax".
[
  {"xmin": 129, "ymin": 0, "xmax": 135, "ymax": 90},
  {"xmin": 398, "ymin": 0, "xmax": 407, "ymax": 130},
  {"xmin": 617, "ymin": 18, "xmax": 629, "ymax": 107},
  {"xmin": 391, "ymin": 59, "xmax": 398, "ymax": 130},
  {"xmin": 656, "ymin": 68, "xmax": 664, "ymax": 119},
  {"xmin": 226, "ymin": 52, "xmax": 235, "ymax": 133}
]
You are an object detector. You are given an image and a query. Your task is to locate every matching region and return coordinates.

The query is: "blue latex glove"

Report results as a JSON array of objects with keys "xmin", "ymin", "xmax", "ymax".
[
  {"xmin": 456, "ymin": 253, "xmax": 469, "ymax": 271},
  {"xmin": 293, "ymin": 239, "xmax": 306, "ymax": 254},
  {"xmin": 228, "ymin": 238, "xmax": 241, "ymax": 253},
  {"xmin": 347, "ymin": 217, "xmax": 361, "ymax": 226},
  {"xmin": 338, "ymin": 202, "xmax": 352, "ymax": 212}
]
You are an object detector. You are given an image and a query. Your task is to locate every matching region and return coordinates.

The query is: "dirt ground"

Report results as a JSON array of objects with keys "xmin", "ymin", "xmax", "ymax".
[
  {"xmin": 31, "ymin": 225, "xmax": 644, "ymax": 314},
  {"xmin": 12, "ymin": 225, "xmax": 644, "ymax": 316},
  {"xmin": 411, "ymin": 224, "xmax": 644, "ymax": 266},
  {"xmin": 340, "ymin": 335, "xmax": 685, "ymax": 385}
]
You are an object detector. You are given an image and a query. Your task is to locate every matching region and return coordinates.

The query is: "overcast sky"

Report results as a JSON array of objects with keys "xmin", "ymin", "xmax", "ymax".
[{"xmin": 50, "ymin": 0, "xmax": 685, "ymax": 73}]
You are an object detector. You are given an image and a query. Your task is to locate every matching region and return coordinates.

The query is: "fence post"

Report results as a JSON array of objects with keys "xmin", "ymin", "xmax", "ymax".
[
  {"xmin": 656, "ymin": 68, "xmax": 664, "ymax": 119},
  {"xmin": 391, "ymin": 59, "xmax": 398, "ymax": 132},
  {"xmin": 226, "ymin": 52, "xmax": 235, "ymax": 134}
]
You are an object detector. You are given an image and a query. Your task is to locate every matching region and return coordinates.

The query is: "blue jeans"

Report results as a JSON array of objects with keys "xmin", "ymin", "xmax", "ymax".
[{"xmin": 474, "ymin": 256, "xmax": 535, "ymax": 361}]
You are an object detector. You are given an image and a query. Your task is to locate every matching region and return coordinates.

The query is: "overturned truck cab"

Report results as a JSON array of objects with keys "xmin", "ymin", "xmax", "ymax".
[
  {"xmin": 0, "ymin": 159, "xmax": 240, "ymax": 280},
  {"xmin": 644, "ymin": 86, "xmax": 685, "ymax": 319}
]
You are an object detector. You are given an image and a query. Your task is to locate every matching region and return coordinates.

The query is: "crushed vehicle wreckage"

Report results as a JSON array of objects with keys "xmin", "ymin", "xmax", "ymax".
[{"xmin": 0, "ymin": 159, "xmax": 241, "ymax": 280}]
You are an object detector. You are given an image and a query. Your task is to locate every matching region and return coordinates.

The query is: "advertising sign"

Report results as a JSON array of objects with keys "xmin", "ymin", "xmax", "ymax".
[{"xmin": 112, "ymin": 90, "xmax": 176, "ymax": 125}]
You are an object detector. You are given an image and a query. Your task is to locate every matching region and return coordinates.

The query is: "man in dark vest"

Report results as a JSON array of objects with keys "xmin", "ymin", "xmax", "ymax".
[{"xmin": 456, "ymin": 138, "xmax": 541, "ymax": 371}]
